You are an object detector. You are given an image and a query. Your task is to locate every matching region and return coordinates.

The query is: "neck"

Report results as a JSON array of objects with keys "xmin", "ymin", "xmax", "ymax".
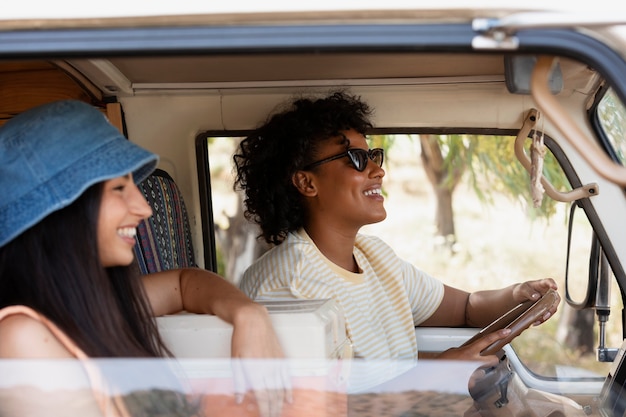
[{"xmin": 304, "ymin": 223, "xmax": 360, "ymax": 273}]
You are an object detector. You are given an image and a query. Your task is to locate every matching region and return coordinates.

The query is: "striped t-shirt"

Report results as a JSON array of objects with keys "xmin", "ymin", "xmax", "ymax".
[{"xmin": 239, "ymin": 229, "xmax": 445, "ymax": 360}]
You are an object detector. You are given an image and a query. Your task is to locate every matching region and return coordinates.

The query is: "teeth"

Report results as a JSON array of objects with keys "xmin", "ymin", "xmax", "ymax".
[
  {"xmin": 364, "ymin": 189, "xmax": 382, "ymax": 196},
  {"xmin": 118, "ymin": 227, "xmax": 137, "ymax": 238}
]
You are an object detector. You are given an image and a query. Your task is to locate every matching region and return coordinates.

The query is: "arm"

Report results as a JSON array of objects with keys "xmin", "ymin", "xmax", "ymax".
[
  {"xmin": 142, "ymin": 268, "xmax": 291, "ymax": 417},
  {"xmin": 421, "ymin": 278, "xmax": 560, "ymax": 361},
  {"xmin": 141, "ymin": 268, "xmax": 286, "ymax": 359},
  {"xmin": 142, "ymin": 267, "xmax": 261, "ymax": 317},
  {"xmin": 465, "ymin": 278, "xmax": 559, "ymax": 327},
  {"xmin": 420, "ymin": 278, "xmax": 559, "ymax": 328}
]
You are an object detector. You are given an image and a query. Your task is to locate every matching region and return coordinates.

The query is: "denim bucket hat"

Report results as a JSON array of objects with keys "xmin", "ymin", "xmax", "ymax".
[{"xmin": 0, "ymin": 99, "xmax": 159, "ymax": 247}]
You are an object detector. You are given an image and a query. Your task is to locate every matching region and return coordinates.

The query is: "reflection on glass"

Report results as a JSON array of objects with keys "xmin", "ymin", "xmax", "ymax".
[
  {"xmin": 1, "ymin": 358, "xmax": 619, "ymax": 417},
  {"xmin": 566, "ymin": 207, "xmax": 594, "ymax": 306},
  {"xmin": 0, "ymin": 358, "xmax": 476, "ymax": 417}
]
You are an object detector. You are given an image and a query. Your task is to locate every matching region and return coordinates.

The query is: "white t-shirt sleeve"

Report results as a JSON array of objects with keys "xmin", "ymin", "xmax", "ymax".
[{"xmin": 401, "ymin": 259, "xmax": 445, "ymax": 325}]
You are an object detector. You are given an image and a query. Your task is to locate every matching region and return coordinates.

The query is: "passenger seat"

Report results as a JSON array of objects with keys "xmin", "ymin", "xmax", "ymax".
[{"xmin": 133, "ymin": 168, "xmax": 197, "ymax": 274}]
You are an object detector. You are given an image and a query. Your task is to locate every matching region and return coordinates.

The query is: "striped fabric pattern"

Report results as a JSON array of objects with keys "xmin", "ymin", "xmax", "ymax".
[
  {"xmin": 133, "ymin": 169, "xmax": 196, "ymax": 274},
  {"xmin": 239, "ymin": 229, "xmax": 445, "ymax": 360}
]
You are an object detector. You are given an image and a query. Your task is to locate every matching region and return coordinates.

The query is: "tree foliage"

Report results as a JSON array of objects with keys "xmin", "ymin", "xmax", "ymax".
[
  {"xmin": 462, "ymin": 134, "xmax": 571, "ymax": 220},
  {"xmin": 370, "ymin": 133, "xmax": 572, "ymax": 221},
  {"xmin": 598, "ymin": 88, "xmax": 626, "ymax": 162}
]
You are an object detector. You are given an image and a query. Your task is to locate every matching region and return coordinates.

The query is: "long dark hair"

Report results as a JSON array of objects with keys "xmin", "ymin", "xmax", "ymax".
[
  {"xmin": 233, "ymin": 90, "xmax": 373, "ymax": 245},
  {"xmin": 0, "ymin": 182, "xmax": 170, "ymax": 357}
]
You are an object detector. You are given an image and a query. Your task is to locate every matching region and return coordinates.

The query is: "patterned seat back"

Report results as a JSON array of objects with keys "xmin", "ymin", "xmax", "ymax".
[{"xmin": 134, "ymin": 169, "xmax": 196, "ymax": 274}]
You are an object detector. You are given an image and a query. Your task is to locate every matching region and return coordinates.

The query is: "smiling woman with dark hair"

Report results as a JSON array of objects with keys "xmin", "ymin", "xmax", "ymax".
[
  {"xmin": 0, "ymin": 99, "xmax": 290, "ymax": 417},
  {"xmin": 234, "ymin": 90, "xmax": 560, "ymax": 363}
]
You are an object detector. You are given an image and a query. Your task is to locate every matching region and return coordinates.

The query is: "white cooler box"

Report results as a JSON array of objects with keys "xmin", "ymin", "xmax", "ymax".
[{"xmin": 157, "ymin": 298, "xmax": 352, "ymax": 359}]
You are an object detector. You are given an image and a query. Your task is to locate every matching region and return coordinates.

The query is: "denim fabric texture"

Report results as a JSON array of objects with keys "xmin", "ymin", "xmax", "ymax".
[{"xmin": 0, "ymin": 99, "xmax": 158, "ymax": 247}]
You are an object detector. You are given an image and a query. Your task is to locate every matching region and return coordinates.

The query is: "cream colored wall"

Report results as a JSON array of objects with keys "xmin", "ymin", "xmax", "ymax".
[
  {"xmin": 118, "ymin": 85, "xmax": 532, "ymax": 266},
  {"xmin": 120, "ymin": 95, "xmax": 222, "ymax": 268},
  {"xmin": 117, "ymin": 83, "xmax": 626, "ymax": 274}
]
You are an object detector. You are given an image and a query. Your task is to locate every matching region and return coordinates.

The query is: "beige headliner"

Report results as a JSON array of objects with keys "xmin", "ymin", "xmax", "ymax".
[
  {"xmin": 63, "ymin": 53, "xmax": 595, "ymax": 100},
  {"xmin": 111, "ymin": 54, "xmax": 504, "ymax": 84}
]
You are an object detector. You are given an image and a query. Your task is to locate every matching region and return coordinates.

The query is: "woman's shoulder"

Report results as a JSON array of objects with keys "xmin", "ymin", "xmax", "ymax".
[
  {"xmin": 354, "ymin": 233, "xmax": 413, "ymax": 274},
  {"xmin": 355, "ymin": 233, "xmax": 396, "ymax": 254},
  {"xmin": 0, "ymin": 306, "xmax": 74, "ymax": 358},
  {"xmin": 242, "ymin": 230, "xmax": 318, "ymax": 281},
  {"xmin": 255, "ymin": 231, "xmax": 314, "ymax": 263}
]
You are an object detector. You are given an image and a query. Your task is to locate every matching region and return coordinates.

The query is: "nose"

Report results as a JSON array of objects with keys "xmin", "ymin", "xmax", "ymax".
[
  {"xmin": 129, "ymin": 182, "xmax": 153, "ymax": 220},
  {"xmin": 368, "ymin": 160, "xmax": 385, "ymax": 178}
]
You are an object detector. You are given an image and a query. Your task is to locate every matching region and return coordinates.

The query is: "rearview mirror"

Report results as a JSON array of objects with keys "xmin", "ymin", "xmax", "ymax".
[
  {"xmin": 504, "ymin": 55, "xmax": 563, "ymax": 95},
  {"xmin": 564, "ymin": 202, "xmax": 596, "ymax": 309}
]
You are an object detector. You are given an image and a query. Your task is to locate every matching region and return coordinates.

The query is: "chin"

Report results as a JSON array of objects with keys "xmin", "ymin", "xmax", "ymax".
[
  {"xmin": 101, "ymin": 254, "xmax": 135, "ymax": 268},
  {"xmin": 367, "ymin": 212, "xmax": 387, "ymax": 224},
  {"xmin": 120, "ymin": 256, "xmax": 136, "ymax": 266}
]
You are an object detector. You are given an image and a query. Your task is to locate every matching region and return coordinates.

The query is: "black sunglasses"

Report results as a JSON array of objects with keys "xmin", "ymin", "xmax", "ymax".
[{"xmin": 303, "ymin": 148, "xmax": 384, "ymax": 172}]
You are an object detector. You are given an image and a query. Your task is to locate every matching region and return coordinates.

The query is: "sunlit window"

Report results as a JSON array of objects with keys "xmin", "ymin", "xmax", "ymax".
[{"xmin": 597, "ymin": 89, "xmax": 626, "ymax": 164}]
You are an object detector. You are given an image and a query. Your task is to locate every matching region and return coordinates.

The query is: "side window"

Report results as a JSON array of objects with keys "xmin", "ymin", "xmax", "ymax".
[
  {"xmin": 510, "ymin": 204, "xmax": 620, "ymax": 380},
  {"xmin": 206, "ymin": 136, "xmax": 267, "ymax": 285},
  {"xmin": 360, "ymin": 135, "xmax": 613, "ymax": 380},
  {"xmin": 205, "ymin": 132, "xmax": 615, "ymax": 380},
  {"xmin": 597, "ymin": 88, "xmax": 626, "ymax": 165}
]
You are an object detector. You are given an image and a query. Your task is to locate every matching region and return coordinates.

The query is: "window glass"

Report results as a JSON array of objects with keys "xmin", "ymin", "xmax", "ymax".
[
  {"xmin": 597, "ymin": 88, "xmax": 626, "ymax": 164},
  {"xmin": 0, "ymin": 358, "xmax": 488, "ymax": 417},
  {"xmin": 206, "ymin": 133, "xmax": 616, "ymax": 382}
]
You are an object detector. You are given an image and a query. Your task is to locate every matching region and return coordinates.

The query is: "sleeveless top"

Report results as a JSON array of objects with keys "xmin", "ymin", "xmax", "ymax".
[{"xmin": 0, "ymin": 305, "xmax": 130, "ymax": 417}]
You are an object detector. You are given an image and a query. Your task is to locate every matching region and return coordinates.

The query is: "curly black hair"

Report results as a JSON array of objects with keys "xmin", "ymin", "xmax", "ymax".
[{"xmin": 233, "ymin": 91, "xmax": 373, "ymax": 245}]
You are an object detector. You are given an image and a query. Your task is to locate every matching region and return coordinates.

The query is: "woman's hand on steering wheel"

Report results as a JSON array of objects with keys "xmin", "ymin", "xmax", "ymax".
[
  {"xmin": 436, "ymin": 328, "xmax": 511, "ymax": 362},
  {"xmin": 458, "ymin": 287, "xmax": 560, "ymax": 358},
  {"xmin": 512, "ymin": 278, "xmax": 560, "ymax": 325}
]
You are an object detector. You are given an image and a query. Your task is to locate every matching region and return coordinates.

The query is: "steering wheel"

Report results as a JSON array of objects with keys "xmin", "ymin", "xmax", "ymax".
[{"xmin": 460, "ymin": 289, "xmax": 559, "ymax": 356}]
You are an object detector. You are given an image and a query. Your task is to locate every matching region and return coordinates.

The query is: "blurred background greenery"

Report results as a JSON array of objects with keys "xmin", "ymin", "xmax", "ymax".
[{"xmin": 209, "ymin": 133, "xmax": 623, "ymax": 379}]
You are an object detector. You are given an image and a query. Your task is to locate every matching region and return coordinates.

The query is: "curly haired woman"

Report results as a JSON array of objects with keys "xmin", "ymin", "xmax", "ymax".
[{"xmin": 234, "ymin": 90, "xmax": 559, "ymax": 362}]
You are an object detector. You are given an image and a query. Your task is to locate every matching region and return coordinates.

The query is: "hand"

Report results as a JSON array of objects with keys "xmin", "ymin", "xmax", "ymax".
[
  {"xmin": 436, "ymin": 328, "xmax": 511, "ymax": 362},
  {"xmin": 512, "ymin": 278, "xmax": 560, "ymax": 325},
  {"xmin": 230, "ymin": 304, "xmax": 292, "ymax": 417}
]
